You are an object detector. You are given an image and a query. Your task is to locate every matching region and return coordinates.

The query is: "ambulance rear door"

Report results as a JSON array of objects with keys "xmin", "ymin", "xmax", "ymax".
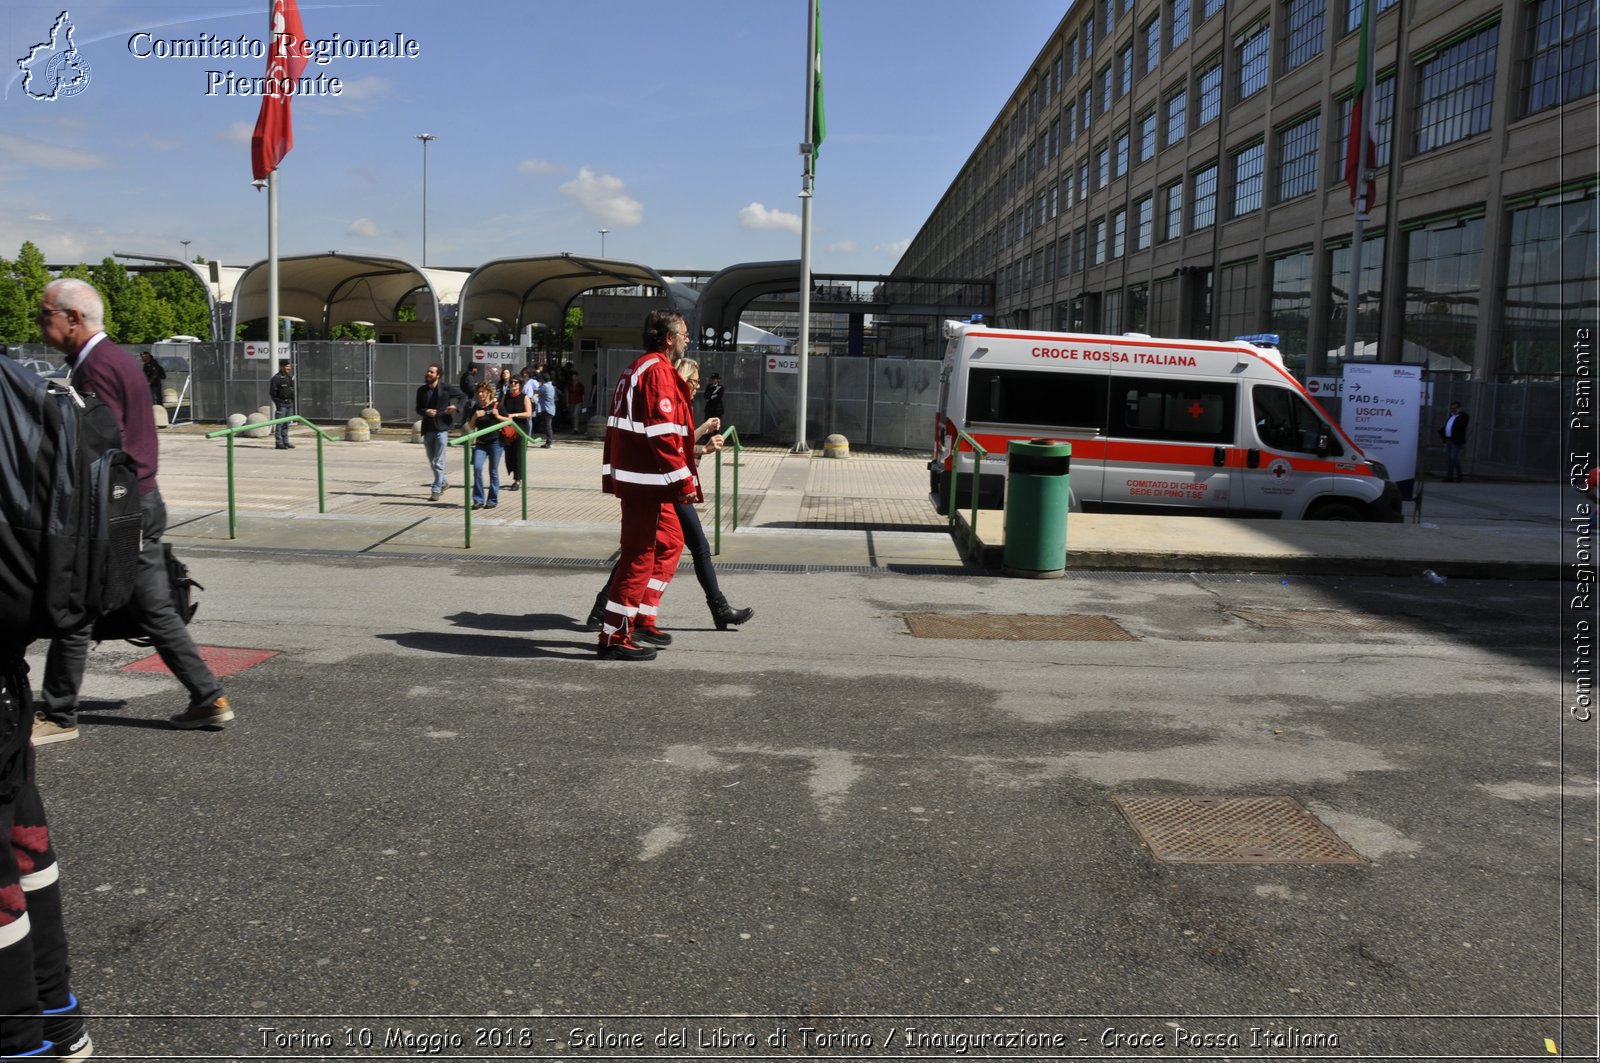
[{"xmin": 1098, "ymin": 374, "xmax": 1241, "ymax": 514}]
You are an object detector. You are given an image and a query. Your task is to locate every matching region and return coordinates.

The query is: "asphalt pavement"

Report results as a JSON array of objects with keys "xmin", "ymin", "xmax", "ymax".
[{"xmin": 19, "ymin": 426, "xmax": 1596, "ymax": 1060}]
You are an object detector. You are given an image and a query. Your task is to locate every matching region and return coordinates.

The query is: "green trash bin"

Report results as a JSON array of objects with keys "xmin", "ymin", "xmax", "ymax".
[{"xmin": 1002, "ymin": 438, "xmax": 1071, "ymax": 578}]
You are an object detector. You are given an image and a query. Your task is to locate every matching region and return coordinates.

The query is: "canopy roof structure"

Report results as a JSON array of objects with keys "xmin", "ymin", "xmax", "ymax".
[
  {"xmin": 230, "ymin": 253, "xmax": 469, "ymax": 342},
  {"xmin": 457, "ymin": 254, "xmax": 693, "ymax": 342}
]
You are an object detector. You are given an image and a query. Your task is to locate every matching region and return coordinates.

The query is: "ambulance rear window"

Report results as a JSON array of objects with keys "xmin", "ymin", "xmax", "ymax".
[
  {"xmin": 1111, "ymin": 376, "xmax": 1236, "ymax": 444},
  {"xmin": 965, "ymin": 368, "xmax": 1108, "ymax": 432}
]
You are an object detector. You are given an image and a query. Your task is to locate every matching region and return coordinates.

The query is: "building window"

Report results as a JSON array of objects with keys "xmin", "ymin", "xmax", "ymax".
[
  {"xmin": 1080, "ymin": 160, "xmax": 1091, "ymax": 199},
  {"xmin": 1099, "ymin": 65, "xmax": 1113, "ymax": 114},
  {"xmin": 1171, "ymin": 0, "xmax": 1192, "ymax": 48},
  {"xmin": 1138, "ymin": 109, "xmax": 1158, "ymax": 163},
  {"xmin": 1336, "ymin": 72, "xmax": 1395, "ymax": 174},
  {"xmin": 1096, "ymin": 143, "xmax": 1110, "ymax": 188},
  {"xmin": 1166, "ymin": 87, "xmax": 1189, "ymax": 145},
  {"xmin": 1152, "ymin": 277, "xmax": 1180, "ymax": 334},
  {"xmin": 1414, "ymin": 23, "xmax": 1499, "ymax": 153},
  {"xmin": 1193, "ymin": 163, "xmax": 1219, "ymax": 229},
  {"xmin": 1104, "ymin": 289, "xmax": 1124, "ymax": 332},
  {"xmin": 1082, "ymin": 87, "xmax": 1095, "ymax": 132},
  {"xmin": 1143, "ymin": 16, "xmax": 1163, "ymax": 74},
  {"xmin": 1283, "ymin": 0, "xmax": 1325, "ymax": 71},
  {"xmin": 1114, "ymin": 128, "xmax": 1131, "ymax": 177},
  {"xmin": 1269, "ymin": 249, "xmax": 1314, "ymax": 365},
  {"xmin": 1090, "ymin": 218, "xmax": 1106, "ymax": 266},
  {"xmin": 1327, "ymin": 235, "xmax": 1386, "ymax": 364},
  {"xmin": 1346, "ymin": 0, "xmax": 1399, "ymax": 33},
  {"xmin": 1197, "ymin": 61, "xmax": 1224, "ymax": 125},
  {"xmin": 1276, "ymin": 112, "xmax": 1319, "ymax": 201},
  {"xmin": 1065, "ymin": 34, "xmax": 1078, "ymax": 77},
  {"xmin": 1203, "ymin": 0, "xmax": 1226, "ymax": 21},
  {"xmin": 1135, "ymin": 196, "xmax": 1154, "ymax": 250},
  {"xmin": 1525, "ymin": 0, "xmax": 1597, "ymax": 115},
  {"xmin": 1238, "ymin": 24, "xmax": 1271, "ymax": 99},
  {"xmin": 1045, "ymin": 241, "xmax": 1056, "ymax": 283},
  {"xmin": 1231, "ymin": 142, "xmax": 1265, "ymax": 216},
  {"xmin": 1111, "ymin": 209, "xmax": 1128, "ymax": 259},
  {"xmin": 1402, "ymin": 215, "xmax": 1485, "ymax": 374},
  {"xmin": 1084, "ymin": 15, "xmax": 1095, "ymax": 56},
  {"xmin": 1163, "ymin": 180, "xmax": 1185, "ymax": 240},
  {"xmin": 1500, "ymin": 187, "xmax": 1598, "ymax": 376},
  {"xmin": 1217, "ymin": 259, "xmax": 1257, "ymax": 339},
  {"xmin": 1118, "ymin": 45, "xmax": 1134, "ymax": 98}
]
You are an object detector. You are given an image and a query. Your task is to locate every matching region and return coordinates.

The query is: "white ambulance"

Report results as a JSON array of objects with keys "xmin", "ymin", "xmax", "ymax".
[{"xmin": 930, "ymin": 321, "xmax": 1402, "ymax": 522}]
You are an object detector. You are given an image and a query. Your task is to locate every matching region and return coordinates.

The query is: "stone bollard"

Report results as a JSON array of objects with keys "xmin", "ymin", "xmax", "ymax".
[
  {"xmin": 344, "ymin": 416, "xmax": 371, "ymax": 442},
  {"xmin": 409, "ymin": 419, "xmax": 424, "ymax": 445},
  {"xmin": 226, "ymin": 413, "xmax": 247, "ymax": 432},
  {"xmin": 361, "ymin": 407, "xmax": 382, "ymax": 435},
  {"xmin": 823, "ymin": 433, "xmax": 851, "ymax": 459},
  {"xmin": 243, "ymin": 411, "xmax": 271, "ymax": 438},
  {"xmin": 152, "ymin": 404, "xmax": 170, "ymax": 428},
  {"xmin": 162, "ymin": 387, "xmax": 179, "ymax": 408},
  {"xmin": 258, "ymin": 405, "xmax": 273, "ymax": 419}
]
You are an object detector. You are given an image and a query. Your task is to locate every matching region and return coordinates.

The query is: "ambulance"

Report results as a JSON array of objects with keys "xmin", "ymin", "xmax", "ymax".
[{"xmin": 930, "ymin": 321, "xmax": 1402, "ymax": 521}]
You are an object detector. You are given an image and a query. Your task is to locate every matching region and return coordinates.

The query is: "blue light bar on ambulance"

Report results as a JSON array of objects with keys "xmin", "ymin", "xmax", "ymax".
[{"xmin": 1234, "ymin": 333, "xmax": 1281, "ymax": 347}]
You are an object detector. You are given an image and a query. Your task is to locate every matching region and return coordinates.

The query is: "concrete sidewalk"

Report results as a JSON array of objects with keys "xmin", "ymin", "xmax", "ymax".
[{"xmin": 152, "ymin": 425, "xmax": 1573, "ymax": 578}]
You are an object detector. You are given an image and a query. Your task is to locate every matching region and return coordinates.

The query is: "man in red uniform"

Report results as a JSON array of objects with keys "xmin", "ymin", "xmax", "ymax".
[{"xmin": 597, "ymin": 310, "xmax": 698, "ymax": 661}]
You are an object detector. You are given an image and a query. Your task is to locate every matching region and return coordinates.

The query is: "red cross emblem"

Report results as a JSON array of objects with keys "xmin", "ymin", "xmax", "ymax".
[{"xmin": 1187, "ymin": 401, "xmax": 1205, "ymax": 420}]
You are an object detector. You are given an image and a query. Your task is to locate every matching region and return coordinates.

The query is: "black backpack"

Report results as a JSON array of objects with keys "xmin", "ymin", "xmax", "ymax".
[
  {"xmin": 91, "ymin": 543, "xmax": 201, "ymax": 644},
  {"xmin": 0, "ymin": 358, "xmax": 142, "ymax": 639}
]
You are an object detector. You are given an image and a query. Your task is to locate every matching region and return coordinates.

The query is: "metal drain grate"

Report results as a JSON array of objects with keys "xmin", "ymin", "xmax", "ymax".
[
  {"xmin": 1111, "ymin": 795, "xmax": 1366, "ymax": 865},
  {"xmin": 902, "ymin": 612, "xmax": 1136, "ymax": 641},
  {"xmin": 1228, "ymin": 608, "xmax": 1416, "ymax": 633}
]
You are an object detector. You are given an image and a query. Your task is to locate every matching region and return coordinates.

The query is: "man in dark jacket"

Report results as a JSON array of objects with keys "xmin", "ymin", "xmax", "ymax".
[
  {"xmin": 1438, "ymin": 401, "xmax": 1469, "ymax": 482},
  {"xmin": 269, "ymin": 359, "xmax": 295, "ymax": 449},
  {"xmin": 415, "ymin": 363, "xmax": 464, "ymax": 501}
]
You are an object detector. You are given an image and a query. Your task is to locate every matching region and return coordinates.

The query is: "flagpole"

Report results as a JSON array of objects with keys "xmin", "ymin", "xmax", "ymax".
[
  {"xmin": 793, "ymin": 0, "xmax": 820, "ymax": 454},
  {"xmin": 268, "ymin": 168, "xmax": 280, "ymax": 359},
  {"xmin": 1343, "ymin": 0, "xmax": 1376, "ymax": 367}
]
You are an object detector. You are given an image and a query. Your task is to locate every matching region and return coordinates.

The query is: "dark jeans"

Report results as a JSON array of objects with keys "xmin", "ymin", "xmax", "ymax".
[
  {"xmin": 42, "ymin": 490, "xmax": 222, "ymax": 726},
  {"xmin": 273, "ymin": 401, "xmax": 293, "ymax": 446}
]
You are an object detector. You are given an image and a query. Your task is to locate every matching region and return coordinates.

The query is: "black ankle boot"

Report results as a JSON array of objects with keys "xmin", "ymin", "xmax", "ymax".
[
  {"xmin": 586, "ymin": 588, "xmax": 608, "ymax": 630},
  {"xmin": 708, "ymin": 594, "xmax": 754, "ymax": 630}
]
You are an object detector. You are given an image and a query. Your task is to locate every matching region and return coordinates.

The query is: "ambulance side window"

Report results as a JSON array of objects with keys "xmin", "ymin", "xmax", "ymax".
[
  {"xmin": 1252, "ymin": 386, "xmax": 1342, "ymax": 456},
  {"xmin": 965, "ymin": 369, "xmax": 1108, "ymax": 432},
  {"xmin": 1110, "ymin": 376, "xmax": 1236, "ymax": 444}
]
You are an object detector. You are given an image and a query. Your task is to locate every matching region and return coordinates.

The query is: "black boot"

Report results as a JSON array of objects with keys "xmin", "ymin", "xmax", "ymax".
[
  {"xmin": 708, "ymin": 594, "xmax": 754, "ymax": 630},
  {"xmin": 585, "ymin": 588, "xmax": 608, "ymax": 630}
]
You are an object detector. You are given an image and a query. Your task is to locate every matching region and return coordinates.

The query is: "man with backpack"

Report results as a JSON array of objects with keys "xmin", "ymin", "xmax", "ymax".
[{"xmin": 33, "ymin": 279, "xmax": 234, "ymax": 743}]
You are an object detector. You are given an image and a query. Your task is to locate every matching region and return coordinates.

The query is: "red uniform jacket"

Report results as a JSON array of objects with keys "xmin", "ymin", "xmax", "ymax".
[{"xmin": 601, "ymin": 351, "xmax": 702, "ymax": 503}]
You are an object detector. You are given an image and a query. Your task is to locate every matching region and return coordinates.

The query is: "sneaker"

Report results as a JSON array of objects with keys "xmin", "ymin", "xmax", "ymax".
[
  {"xmin": 428, "ymin": 491, "xmax": 440, "ymax": 502},
  {"xmin": 169, "ymin": 695, "xmax": 233, "ymax": 730},
  {"xmin": 634, "ymin": 628, "xmax": 673, "ymax": 648},
  {"xmin": 32, "ymin": 714, "xmax": 79, "ymax": 746},
  {"xmin": 597, "ymin": 639, "xmax": 657, "ymax": 662},
  {"xmin": 484, "ymin": 502, "xmax": 498, "ymax": 509},
  {"xmin": 44, "ymin": 992, "xmax": 91, "ymax": 1060}
]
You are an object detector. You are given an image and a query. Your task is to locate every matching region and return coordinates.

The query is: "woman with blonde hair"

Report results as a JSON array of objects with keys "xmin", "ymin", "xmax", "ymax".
[{"xmin": 465, "ymin": 380, "xmax": 507, "ymax": 509}]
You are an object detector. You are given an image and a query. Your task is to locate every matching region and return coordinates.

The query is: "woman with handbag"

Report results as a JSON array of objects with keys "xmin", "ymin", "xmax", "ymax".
[
  {"xmin": 501, "ymin": 376, "xmax": 533, "ymax": 489},
  {"xmin": 465, "ymin": 382, "xmax": 507, "ymax": 510}
]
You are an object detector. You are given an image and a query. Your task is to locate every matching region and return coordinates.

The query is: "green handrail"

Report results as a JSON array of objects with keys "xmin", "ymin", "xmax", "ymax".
[
  {"xmin": 205, "ymin": 416, "xmax": 337, "ymax": 540},
  {"xmin": 448, "ymin": 419, "xmax": 543, "ymax": 548},
  {"xmin": 947, "ymin": 428, "xmax": 988, "ymax": 560},
  {"xmin": 710, "ymin": 426, "xmax": 742, "ymax": 555}
]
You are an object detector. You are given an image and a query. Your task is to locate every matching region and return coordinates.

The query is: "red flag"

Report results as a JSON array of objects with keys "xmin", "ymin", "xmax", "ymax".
[
  {"xmin": 1343, "ymin": 0, "xmax": 1377, "ymax": 211},
  {"xmin": 250, "ymin": 0, "xmax": 308, "ymax": 179}
]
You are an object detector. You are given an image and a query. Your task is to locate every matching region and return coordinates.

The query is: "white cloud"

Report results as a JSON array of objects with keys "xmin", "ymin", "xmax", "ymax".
[
  {"xmin": 218, "ymin": 122, "xmax": 253, "ymax": 144},
  {"xmin": 518, "ymin": 158, "xmax": 557, "ymax": 176},
  {"xmin": 347, "ymin": 218, "xmax": 382, "ymax": 238},
  {"xmin": 0, "ymin": 132, "xmax": 105, "ymax": 169},
  {"xmin": 826, "ymin": 240, "xmax": 858, "ymax": 254},
  {"xmin": 875, "ymin": 239, "xmax": 912, "ymax": 257},
  {"xmin": 27, "ymin": 213, "xmax": 51, "ymax": 222},
  {"xmin": 559, "ymin": 167, "xmax": 643, "ymax": 227},
  {"xmin": 738, "ymin": 202, "xmax": 801, "ymax": 234}
]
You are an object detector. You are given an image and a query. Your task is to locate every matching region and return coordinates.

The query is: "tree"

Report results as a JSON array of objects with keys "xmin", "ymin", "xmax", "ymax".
[
  {"xmin": 10, "ymin": 242, "xmax": 51, "ymax": 342},
  {"xmin": 0, "ymin": 258, "xmax": 28, "ymax": 342},
  {"xmin": 155, "ymin": 268, "xmax": 212, "ymax": 339}
]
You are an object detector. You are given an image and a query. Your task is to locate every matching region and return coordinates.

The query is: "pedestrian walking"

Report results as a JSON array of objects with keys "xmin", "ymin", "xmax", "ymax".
[
  {"xmin": 1438, "ymin": 401, "xmax": 1469, "ymax": 482},
  {"xmin": 415, "ymin": 363, "xmax": 464, "ymax": 501}
]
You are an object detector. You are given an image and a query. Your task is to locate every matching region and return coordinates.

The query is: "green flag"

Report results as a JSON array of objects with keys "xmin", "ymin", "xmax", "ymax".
[{"xmin": 811, "ymin": 1, "xmax": 826, "ymax": 159}]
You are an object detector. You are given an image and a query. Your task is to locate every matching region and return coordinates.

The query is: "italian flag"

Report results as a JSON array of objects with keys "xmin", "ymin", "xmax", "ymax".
[{"xmin": 1344, "ymin": 0, "xmax": 1377, "ymax": 209}]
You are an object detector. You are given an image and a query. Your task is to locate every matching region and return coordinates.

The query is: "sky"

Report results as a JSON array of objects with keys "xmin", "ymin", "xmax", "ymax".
[{"xmin": 0, "ymin": 0, "xmax": 1072, "ymax": 277}]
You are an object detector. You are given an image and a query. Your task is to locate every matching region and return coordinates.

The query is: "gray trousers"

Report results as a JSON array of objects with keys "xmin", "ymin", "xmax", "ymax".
[{"xmin": 41, "ymin": 490, "xmax": 222, "ymax": 725}]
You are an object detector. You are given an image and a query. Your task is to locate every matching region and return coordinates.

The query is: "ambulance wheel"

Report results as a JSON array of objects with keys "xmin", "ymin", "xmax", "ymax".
[{"xmin": 1310, "ymin": 501, "xmax": 1363, "ymax": 521}]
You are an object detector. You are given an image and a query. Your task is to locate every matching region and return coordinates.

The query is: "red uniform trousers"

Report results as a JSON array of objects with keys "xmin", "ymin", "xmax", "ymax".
[{"xmin": 600, "ymin": 497, "xmax": 684, "ymax": 646}]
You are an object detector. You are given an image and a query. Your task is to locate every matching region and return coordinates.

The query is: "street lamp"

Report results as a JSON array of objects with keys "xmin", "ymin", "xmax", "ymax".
[
  {"xmin": 180, "ymin": 239, "xmax": 191, "ymax": 262},
  {"xmin": 598, "ymin": 228, "xmax": 608, "ymax": 257},
  {"xmin": 416, "ymin": 133, "xmax": 437, "ymax": 266}
]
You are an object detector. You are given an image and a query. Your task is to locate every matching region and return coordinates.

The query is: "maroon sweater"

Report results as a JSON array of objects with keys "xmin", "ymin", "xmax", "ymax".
[{"xmin": 68, "ymin": 336, "xmax": 160, "ymax": 496}]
